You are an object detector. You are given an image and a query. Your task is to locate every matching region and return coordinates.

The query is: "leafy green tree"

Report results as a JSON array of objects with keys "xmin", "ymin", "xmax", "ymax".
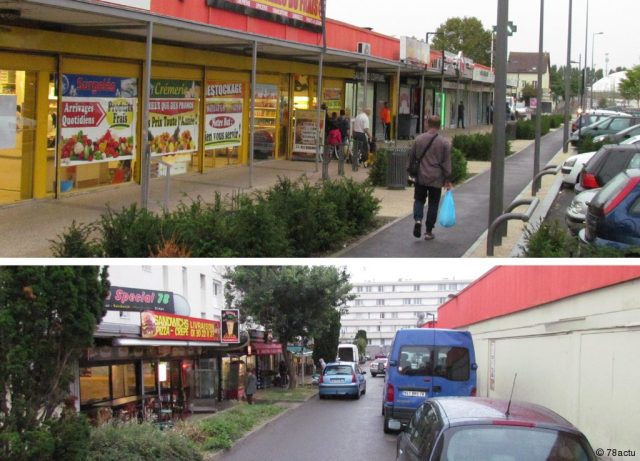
[
  {"xmin": 311, "ymin": 309, "xmax": 341, "ymax": 367},
  {"xmin": 354, "ymin": 329, "xmax": 367, "ymax": 358},
  {"xmin": 225, "ymin": 266, "xmax": 354, "ymax": 386},
  {"xmin": 355, "ymin": 329, "xmax": 367, "ymax": 342},
  {"xmin": 619, "ymin": 65, "xmax": 640, "ymax": 106},
  {"xmin": 549, "ymin": 65, "xmax": 580, "ymax": 102},
  {"xmin": 521, "ymin": 83, "xmax": 537, "ymax": 105},
  {"xmin": 0, "ymin": 266, "xmax": 110, "ymax": 460},
  {"xmin": 431, "ymin": 17, "xmax": 492, "ymax": 65}
]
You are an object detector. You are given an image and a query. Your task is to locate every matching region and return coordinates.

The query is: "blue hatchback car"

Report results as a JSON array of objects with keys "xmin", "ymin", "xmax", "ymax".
[
  {"xmin": 319, "ymin": 361, "xmax": 366, "ymax": 399},
  {"xmin": 582, "ymin": 169, "xmax": 640, "ymax": 249}
]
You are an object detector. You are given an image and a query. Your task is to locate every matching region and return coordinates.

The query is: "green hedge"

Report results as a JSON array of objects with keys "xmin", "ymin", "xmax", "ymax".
[
  {"xmin": 576, "ymin": 136, "xmax": 605, "ymax": 154},
  {"xmin": 516, "ymin": 116, "xmax": 556, "ymax": 140},
  {"xmin": 51, "ymin": 177, "xmax": 380, "ymax": 257},
  {"xmin": 452, "ymin": 132, "xmax": 512, "ymax": 161}
]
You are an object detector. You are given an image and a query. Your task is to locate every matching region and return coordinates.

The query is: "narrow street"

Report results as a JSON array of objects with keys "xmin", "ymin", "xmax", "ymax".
[{"xmin": 217, "ymin": 372, "xmax": 396, "ymax": 461}]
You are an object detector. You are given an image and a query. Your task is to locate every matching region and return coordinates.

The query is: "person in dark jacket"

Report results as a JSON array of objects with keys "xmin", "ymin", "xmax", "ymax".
[
  {"xmin": 245, "ymin": 368, "xmax": 257, "ymax": 404},
  {"xmin": 408, "ymin": 115, "xmax": 453, "ymax": 240}
]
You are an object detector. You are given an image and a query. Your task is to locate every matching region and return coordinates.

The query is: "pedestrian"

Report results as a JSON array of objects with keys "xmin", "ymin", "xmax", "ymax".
[
  {"xmin": 321, "ymin": 103, "xmax": 330, "ymax": 140},
  {"xmin": 278, "ymin": 359, "xmax": 288, "ymax": 388},
  {"xmin": 489, "ymin": 100, "xmax": 494, "ymax": 124},
  {"xmin": 408, "ymin": 115, "xmax": 453, "ymax": 241},
  {"xmin": 245, "ymin": 367, "xmax": 257, "ymax": 404},
  {"xmin": 353, "ymin": 107, "xmax": 371, "ymax": 166},
  {"xmin": 379, "ymin": 101, "xmax": 391, "ymax": 141},
  {"xmin": 457, "ymin": 100, "xmax": 465, "ymax": 128}
]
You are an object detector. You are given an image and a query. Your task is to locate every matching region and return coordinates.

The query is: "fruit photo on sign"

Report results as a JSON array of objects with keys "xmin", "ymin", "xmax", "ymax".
[
  {"xmin": 60, "ymin": 129, "xmax": 134, "ymax": 163},
  {"xmin": 150, "ymin": 127, "xmax": 195, "ymax": 154}
]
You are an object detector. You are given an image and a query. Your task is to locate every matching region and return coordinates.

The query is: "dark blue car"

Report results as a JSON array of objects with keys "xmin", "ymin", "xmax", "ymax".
[{"xmin": 582, "ymin": 169, "xmax": 640, "ymax": 248}]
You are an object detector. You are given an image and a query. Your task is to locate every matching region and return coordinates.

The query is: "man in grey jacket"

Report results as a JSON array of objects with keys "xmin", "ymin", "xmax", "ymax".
[{"xmin": 409, "ymin": 115, "xmax": 453, "ymax": 240}]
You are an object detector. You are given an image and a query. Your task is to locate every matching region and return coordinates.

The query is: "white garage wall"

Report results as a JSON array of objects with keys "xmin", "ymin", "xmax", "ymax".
[{"xmin": 464, "ymin": 278, "xmax": 640, "ymax": 459}]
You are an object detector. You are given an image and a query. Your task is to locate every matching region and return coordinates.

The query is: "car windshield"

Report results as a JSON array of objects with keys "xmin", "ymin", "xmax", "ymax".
[
  {"xmin": 324, "ymin": 365, "xmax": 353, "ymax": 376},
  {"xmin": 398, "ymin": 345, "xmax": 470, "ymax": 380},
  {"xmin": 439, "ymin": 426, "xmax": 595, "ymax": 461}
]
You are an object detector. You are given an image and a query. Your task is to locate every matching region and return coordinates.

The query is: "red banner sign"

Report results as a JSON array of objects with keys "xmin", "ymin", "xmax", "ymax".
[
  {"xmin": 141, "ymin": 311, "xmax": 221, "ymax": 342},
  {"xmin": 207, "ymin": 0, "xmax": 321, "ymax": 28}
]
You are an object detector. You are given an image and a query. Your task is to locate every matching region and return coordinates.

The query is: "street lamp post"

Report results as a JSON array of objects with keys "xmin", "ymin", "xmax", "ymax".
[
  {"xmin": 562, "ymin": 0, "xmax": 573, "ymax": 153},
  {"xmin": 590, "ymin": 32, "xmax": 604, "ymax": 109},
  {"xmin": 426, "ymin": 31, "xmax": 446, "ymax": 128}
]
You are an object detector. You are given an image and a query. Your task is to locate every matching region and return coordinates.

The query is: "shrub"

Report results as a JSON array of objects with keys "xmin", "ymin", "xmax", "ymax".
[
  {"xmin": 452, "ymin": 133, "xmax": 493, "ymax": 161},
  {"xmin": 522, "ymin": 220, "xmax": 576, "ymax": 257},
  {"xmin": 99, "ymin": 205, "xmax": 163, "ymax": 257},
  {"xmin": 367, "ymin": 147, "xmax": 388, "ymax": 186},
  {"xmin": 50, "ymin": 221, "xmax": 102, "ymax": 257},
  {"xmin": 450, "ymin": 147, "xmax": 468, "ymax": 184},
  {"xmin": 49, "ymin": 414, "xmax": 91, "ymax": 461},
  {"xmin": 87, "ymin": 422, "xmax": 201, "ymax": 461},
  {"xmin": 516, "ymin": 119, "xmax": 535, "ymax": 139},
  {"xmin": 577, "ymin": 136, "xmax": 605, "ymax": 154},
  {"xmin": 320, "ymin": 178, "xmax": 380, "ymax": 237}
]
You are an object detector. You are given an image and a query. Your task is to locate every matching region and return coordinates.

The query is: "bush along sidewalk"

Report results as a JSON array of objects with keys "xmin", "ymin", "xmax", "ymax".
[{"xmin": 50, "ymin": 176, "xmax": 381, "ymax": 257}]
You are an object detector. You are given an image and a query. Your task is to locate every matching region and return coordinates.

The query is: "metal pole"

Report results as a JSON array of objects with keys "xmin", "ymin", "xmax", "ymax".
[
  {"xmin": 395, "ymin": 66, "xmax": 401, "ymax": 139},
  {"xmin": 562, "ymin": 0, "xmax": 572, "ymax": 153},
  {"xmin": 363, "ymin": 59, "xmax": 369, "ymax": 110},
  {"xmin": 440, "ymin": 50, "xmax": 445, "ymax": 128},
  {"xmin": 249, "ymin": 41, "xmax": 257, "ymax": 188},
  {"xmin": 581, "ymin": 0, "xmax": 589, "ymax": 114},
  {"xmin": 140, "ymin": 21, "xmax": 153, "ymax": 210},
  {"xmin": 419, "ymin": 71, "xmax": 425, "ymax": 133},
  {"xmin": 533, "ymin": 0, "xmax": 544, "ymax": 193},
  {"xmin": 316, "ymin": 0, "xmax": 326, "ymax": 173},
  {"xmin": 590, "ymin": 32, "xmax": 602, "ymax": 109},
  {"xmin": 489, "ymin": 0, "xmax": 508, "ymax": 241}
]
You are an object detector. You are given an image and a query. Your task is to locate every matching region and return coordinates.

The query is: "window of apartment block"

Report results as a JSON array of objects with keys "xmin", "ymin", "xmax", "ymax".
[
  {"xmin": 413, "ymin": 284, "xmax": 420, "ymax": 291},
  {"xmin": 357, "ymin": 286, "xmax": 363, "ymax": 292},
  {"xmin": 378, "ymin": 285, "xmax": 384, "ymax": 292},
  {"xmin": 380, "ymin": 312, "xmax": 385, "ymax": 319},
  {"xmin": 391, "ymin": 312, "xmax": 398, "ymax": 319},
  {"xmin": 213, "ymin": 280, "xmax": 220, "ymax": 296},
  {"xmin": 182, "ymin": 266, "xmax": 188, "ymax": 296},
  {"xmin": 414, "ymin": 298, "xmax": 423, "ymax": 304},
  {"xmin": 403, "ymin": 298, "xmax": 411, "ymax": 304},
  {"xmin": 355, "ymin": 300, "xmax": 363, "ymax": 306},
  {"xmin": 366, "ymin": 286, "xmax": 372, "ymax": 292},
  {"xmin": 377, "ymin": 299, "xmax": 385, "ymax": 306},
  {"xmin": 200, "ymin": 274, "xmax": 206, "ymax": 308},
  {"xmin": 438, "ymin": 283, "xmax": 447, "ymax": 290}
]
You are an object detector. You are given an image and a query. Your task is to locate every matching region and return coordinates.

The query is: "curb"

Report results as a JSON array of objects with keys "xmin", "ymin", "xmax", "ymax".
[{"xmin": 205, "ymin": 390, "xmax": 318, "ymax": 460}]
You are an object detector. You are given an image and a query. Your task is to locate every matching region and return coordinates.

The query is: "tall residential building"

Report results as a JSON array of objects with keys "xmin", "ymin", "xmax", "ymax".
[{"xmin": 340, "ymin": 278, "xmax": 471, "ymax": 356}]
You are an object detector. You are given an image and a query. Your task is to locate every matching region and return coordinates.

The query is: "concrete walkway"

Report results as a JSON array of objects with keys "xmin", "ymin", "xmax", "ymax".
[
  {"xmin": 336, "ymin": 128, "xmax": 566, "ymax": 258},
  {"xmin": 0, "ymin": 124, "xmax": 562, "ymax": 257}
]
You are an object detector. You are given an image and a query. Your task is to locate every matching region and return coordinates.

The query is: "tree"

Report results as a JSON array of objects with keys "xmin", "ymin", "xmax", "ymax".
[
  {"xmin": 225, "ymin": 266, "xmax": 354, "ymax": 387},
  {"xmin": 619, "ymin": 65, "xmax": 640, "ymax": 107},
  {"xmin": 520, "ymin": 83, "xmax": 537, "ymax": 105},
  {"xmin": 0, "ymin": 266, "xmax": 110, "ymax": 460},
  {"xmin": 431, "ymin": 17, "xmax": 492, "ymax": 66},
  {"xmin": 354, "ymin": 329, "xmax": 367, "ymax": 358},
  {"xmin": 311, "ymin": 308, "xmax": 341, "ymax": 367}
]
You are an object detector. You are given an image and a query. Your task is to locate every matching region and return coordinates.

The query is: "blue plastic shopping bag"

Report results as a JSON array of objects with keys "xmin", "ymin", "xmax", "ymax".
[{"xmin": 438, "ymin": 190, "xmax": 456, "ymax": 228}]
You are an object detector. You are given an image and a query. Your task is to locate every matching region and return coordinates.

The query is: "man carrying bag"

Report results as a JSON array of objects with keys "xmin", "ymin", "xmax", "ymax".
[{"xmin": 407, "ymin": 115, "xmax": 453, "ymax": 241}]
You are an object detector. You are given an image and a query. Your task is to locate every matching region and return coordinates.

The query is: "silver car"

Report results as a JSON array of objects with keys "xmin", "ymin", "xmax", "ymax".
[
  {"xmin": 565, "ymin": 188, "xmax": 600, "ymax": 235},
  {"xmin": 370, "ymin": 358, "xmax": 387, "ymax": 377}
]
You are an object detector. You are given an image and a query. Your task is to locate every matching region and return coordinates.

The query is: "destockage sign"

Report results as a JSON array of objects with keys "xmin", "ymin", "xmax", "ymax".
[
  {"xmin": 105, "ymin": 286, "xmax": 175, "ymax": 313},
  {"xmin": 141, "ymin": 311, "xmax": 221, "ymax": 342},
  {"xmin": 206, "ymin": 0, "xmax": 321, "ymax": 30}
]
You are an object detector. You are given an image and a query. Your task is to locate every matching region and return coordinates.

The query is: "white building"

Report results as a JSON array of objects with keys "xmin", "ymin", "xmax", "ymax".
[{"xmin": 340, "ymin": 278, "xmax": 471, "ymax": 356}]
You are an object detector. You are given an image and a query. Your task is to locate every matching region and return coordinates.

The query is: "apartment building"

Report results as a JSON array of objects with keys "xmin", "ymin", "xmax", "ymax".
[{"xmin": 340, "ymin": 279, "xmax": 471, "ymax": 356}]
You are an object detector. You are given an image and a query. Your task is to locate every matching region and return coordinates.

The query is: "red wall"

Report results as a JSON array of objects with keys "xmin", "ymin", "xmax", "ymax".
[
  {"xmin": 436, "ymin": 266, "xmax": 640, "ymax": 329},
  {"xmin": 149, "ymin": 1, "xmax": 398, "ymax": 58}
]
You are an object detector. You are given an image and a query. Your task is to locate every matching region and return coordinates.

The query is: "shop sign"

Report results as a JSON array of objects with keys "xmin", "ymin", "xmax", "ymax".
[
  {"xmin": 206, "ymin": 0, "xmax": 321, "ymax": 30},
  {"xmin": 400, "ymin": 36, "xmax": 430, "ymax": 67},
  {"xmin": 254, "ymin": 342, "xmax": 283, "ymax": 355},
  {"xmin": 97, "ymin": 0, "xmax": 150, "ymax": 10},
  {"xmin": 105, "ymin": 285, "xmax": 175, "ymax": 313},
  {"xmin": 141, "ymin": 311, "xmax": 221, "ymax": 342},
  {"xmin": 60, "ymin": 74, "xmax": 137, "ymax": 166},
  {"xmin": 293, "ymin": 109, "xmax": 324, "ymax": 158},
  {"xmin": 205, "ymin": 81, "xmax": 244, "ymax": 149},
  {"xmin": 221, "ymin": 309, "xmax": 240, "ymax": 343},
  {"xmin": 473, "ymin": 67, "xmax": 495, "ymax": 84},
  {"xmin": 148, "ymin": 79, "xmax": 200, "ymax": 158},
  {"xmin": 323, "ymin": 88, "xmax": 342, "ymax": 112}
]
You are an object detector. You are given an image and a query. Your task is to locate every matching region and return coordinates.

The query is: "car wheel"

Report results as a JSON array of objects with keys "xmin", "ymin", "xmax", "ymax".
[
  {"xmin": 354, "ymin": 390, "xmax": 360, "ymax": 400},
  {"xmin": 371, "ymin": 373, "xmax": 377, "ymax": 377},
  {"xmin": 362, "ymin": 386, "xmax": 366, "ymax": 395}
]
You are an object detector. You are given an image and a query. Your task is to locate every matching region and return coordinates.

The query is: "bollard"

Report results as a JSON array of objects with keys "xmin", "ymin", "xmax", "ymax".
[
  {"xmin": 337, "ymin": 143, "xmax": 346, "ymax": 176},
  {"xmin": 157, "ymin": 160, "xmax": 172, "ymax": 211},
  {"xmin": 322, "ymin": 144, "xmax": 332, "ymax": 180}
]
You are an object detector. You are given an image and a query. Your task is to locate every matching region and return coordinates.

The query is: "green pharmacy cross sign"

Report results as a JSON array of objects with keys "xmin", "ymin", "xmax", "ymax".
[{"xmin": 493, "ymin": 22, "xmax": 517, "ymax": 36}]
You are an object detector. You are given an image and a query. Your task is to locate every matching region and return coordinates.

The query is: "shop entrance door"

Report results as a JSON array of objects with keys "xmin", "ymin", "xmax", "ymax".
[{"xmin": 0, "ymin": 70, "xmax": 37, "ymax": 204}]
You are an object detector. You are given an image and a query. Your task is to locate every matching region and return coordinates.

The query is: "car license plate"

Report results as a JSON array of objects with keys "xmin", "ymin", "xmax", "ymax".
[
  {"xmin": 330, "ymin": 378, "xmax": 344, "ymax": 383},
  {"xmin": 402, "ymin": 391, "xmax": 426, "ymax": 397}
]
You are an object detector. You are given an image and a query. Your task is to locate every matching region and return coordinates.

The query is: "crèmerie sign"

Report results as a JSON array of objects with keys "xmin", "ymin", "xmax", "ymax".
[
  {"xmin": 105, "ymin": 286, "xmax": 175, "ymax": 313},
  {"xmin": 206, "ymin": 0, "xmax": 321, "ymax": 31}
]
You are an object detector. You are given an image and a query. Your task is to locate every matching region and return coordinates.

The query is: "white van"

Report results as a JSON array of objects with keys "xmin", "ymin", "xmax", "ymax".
[{"xmin": 336, "ymin": 343, "xmax": 359, "ymax": 363}]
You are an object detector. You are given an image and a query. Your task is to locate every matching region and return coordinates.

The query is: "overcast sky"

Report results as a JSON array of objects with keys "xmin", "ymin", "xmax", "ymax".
[{"xmin": 326, "ymin": 0, "xmax": 639, "ymax": 71}]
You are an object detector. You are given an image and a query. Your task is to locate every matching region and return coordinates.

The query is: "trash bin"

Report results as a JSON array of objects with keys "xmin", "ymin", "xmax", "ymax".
[
  {"xmin": 506, "ymin": 121, "xmax": 517, "ymax": 140},
  {"xmin": 386, "ymin": 147, "xmax": 410, "ymax": 190},
  {"xmin": 409, "ymin": 115, "xmax": 418, "ymax": 139},
  {"xmin": 398, "ymin": 114, "xmax": 412, "ymax": 139}
]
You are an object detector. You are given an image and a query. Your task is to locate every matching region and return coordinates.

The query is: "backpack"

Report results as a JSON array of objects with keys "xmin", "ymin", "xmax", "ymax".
[{"xmin": 327, "ymin": 128, "xmax": 342, "ymax": 146}]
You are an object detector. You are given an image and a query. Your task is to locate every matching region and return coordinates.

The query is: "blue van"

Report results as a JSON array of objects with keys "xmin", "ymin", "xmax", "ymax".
[{"xmin": 382, "ymin": 328, "xmax": 477, "ymax": 433}]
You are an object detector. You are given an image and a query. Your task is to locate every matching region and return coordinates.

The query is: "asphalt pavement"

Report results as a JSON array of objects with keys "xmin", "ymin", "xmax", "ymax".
[{"xmin": 337, "ymin": 129, "xmax": 565, "ymax": 257}]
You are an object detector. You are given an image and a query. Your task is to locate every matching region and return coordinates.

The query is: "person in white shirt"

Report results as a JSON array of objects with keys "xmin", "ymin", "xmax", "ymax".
[{"xmin": 352, "ymin": 108, "xmax": 371, "ymax": 166}]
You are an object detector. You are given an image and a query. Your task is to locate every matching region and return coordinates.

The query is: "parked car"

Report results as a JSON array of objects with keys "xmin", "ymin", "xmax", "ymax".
[
  {"xmin": 383, "ymin": 329, "xmax": 477, "ymax": 433},
  {"xmin": 570, "ymin": 114, "xmax": 640, "ymax": 145},
  {"xmin": 593, "ymin": 122, "xmax": 640, "ymax": 144},
  {"xmin": 318, "ymin": 361, "xmax": 366, "ymax": 400},
  {"xmin": 370, "ymin": 358, "xmax": 387, "ymax": 377},
  {"xmin": 396, "ymin": 397, "xmax": 598, "ymax": 461},
  {"xmin": 571, "ymin": 109, "xmax": 629, "ymax": 133},
  {"xmin": 576, "ymin": 144, "xmax": 640, "ymax": 192},
  {"xmin": 563, "ymin": 135, "xmax": 640, "ymax": 188},
  {"xmin": 514, "ymin": 102, "xmax": 531, "ymax": 120},
  {"xmin": 565, "ymin": 188, "xmax": 600, "ymax": 235},
  {"xmin": 581, "ymin": 169, "xmax": 640, "ymax": 249}
]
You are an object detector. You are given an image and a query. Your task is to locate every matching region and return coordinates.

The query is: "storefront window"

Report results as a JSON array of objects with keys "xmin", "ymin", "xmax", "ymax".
[
  {"xmin": 203, "ymin": 80, "xmax": 243, "ymax": 169},
  {"xmin": 149, "ymin": 79, "xmax": 200, "ymax": 177},
  {"xmin": 253, "ymin": 83, "xmax": 278, "ymax": 160},
  {"xmin": 80, "ymin": 365, "xmax": 110, "ymax": 405},
  {"xmin": 193, "ymin": 358, "xmax": 218, "ymax": 399},
  {"xmin": 142, "ymin": 362, "xmax": 156, "ymax": 394},
  {"xmin": 111, "ymin": 363, "xmax": 136, "ymax": 399},
  {"xmin": 59, "ymin": 73, "xmax": 137, "ymax": 193},
  {"xmin": 278, "ymin": 75, "xmax": 290, "ymax": 158},
  {"xmin": 0, "ymin": 69, "xmax": 38, "ymax": 204}
]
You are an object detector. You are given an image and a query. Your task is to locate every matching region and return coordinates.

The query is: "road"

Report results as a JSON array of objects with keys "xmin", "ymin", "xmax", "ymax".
[{"xmin": 217, "ymin": 370, "xmax": 397, "ymax": 461}]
